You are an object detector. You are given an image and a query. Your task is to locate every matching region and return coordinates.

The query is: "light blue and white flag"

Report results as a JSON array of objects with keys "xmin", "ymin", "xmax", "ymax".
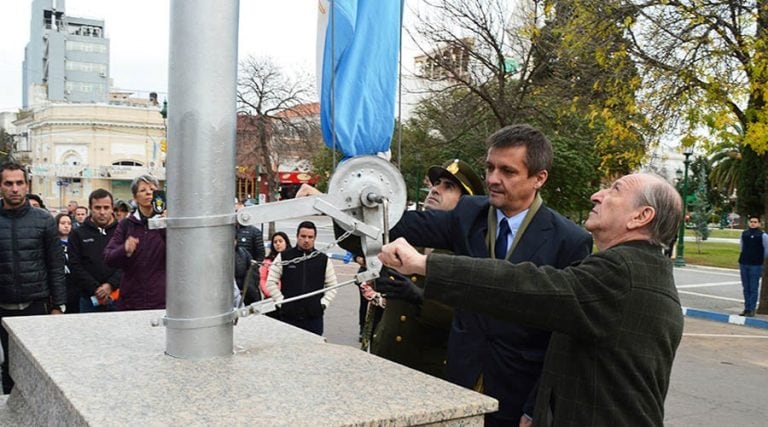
[{"xmin": 317, "ymin": 0, "xmax": 402, "ymax": 158}]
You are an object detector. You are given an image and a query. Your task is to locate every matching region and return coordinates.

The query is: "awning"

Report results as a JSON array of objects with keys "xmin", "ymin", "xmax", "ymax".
[{"xmin": 279, "ymin": 171, "xmax": 318, "ymax": 184}]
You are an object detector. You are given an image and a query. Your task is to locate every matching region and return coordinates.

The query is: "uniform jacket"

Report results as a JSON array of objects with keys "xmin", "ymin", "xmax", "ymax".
[
  {"xmin": 104, "ymin": 211, "xmax": 166, "ymax": 310},
  {"xmin": 371, "ymin": 251, "xmax": 453, "ymax": 379},
  {"xmin": 69, "ymin": 217, "xmax": 122, "ymax": 297},
  {"xmin": 392, "ymin": 195, "xmax": 592, "ymax": 421},
  {"xmin": 0, "ymin": 201, "xmax": 66, "ymax": 305},
  {"xmin": 424, "ymin": 240, "xmax": 684, "ymax": 426}
]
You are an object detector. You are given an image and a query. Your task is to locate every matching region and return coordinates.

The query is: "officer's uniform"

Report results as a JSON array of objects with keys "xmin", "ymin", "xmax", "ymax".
[{"xmin": 371, "ymin": 159, "xmax": 484, "ymax": 377}]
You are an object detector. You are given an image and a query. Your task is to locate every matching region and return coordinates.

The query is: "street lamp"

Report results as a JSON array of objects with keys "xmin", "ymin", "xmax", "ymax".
[{"xmin": 675, "ymin": 146, "xmax": 694, "ymax": 267}]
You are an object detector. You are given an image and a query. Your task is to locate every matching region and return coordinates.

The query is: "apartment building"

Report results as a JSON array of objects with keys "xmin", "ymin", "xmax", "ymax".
[{"xmin": 23, "ymin": 0, "xmax": 110, "ymax": 108}]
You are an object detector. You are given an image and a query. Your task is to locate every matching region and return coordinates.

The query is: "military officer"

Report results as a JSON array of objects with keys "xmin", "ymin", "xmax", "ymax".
[{"xmin": 371, "ymin": 159, "xmax": 485, "ymax": 378}]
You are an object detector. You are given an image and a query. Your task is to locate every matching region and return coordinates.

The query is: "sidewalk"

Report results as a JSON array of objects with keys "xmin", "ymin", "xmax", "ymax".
[{"xmin": 681, "ymin": 306, "xmax": 768, "ymax": 329}]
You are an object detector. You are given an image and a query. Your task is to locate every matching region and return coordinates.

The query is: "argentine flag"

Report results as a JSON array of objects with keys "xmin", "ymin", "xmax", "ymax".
[{"xmin": 317, "ymin": 0, "xmax": 403, "ymax": 158}]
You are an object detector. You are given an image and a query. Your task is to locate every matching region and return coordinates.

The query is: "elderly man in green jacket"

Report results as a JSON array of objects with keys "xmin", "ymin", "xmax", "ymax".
[{"xmin": 379, "ymin": 173, "xmax": 684, "ymax": 426}]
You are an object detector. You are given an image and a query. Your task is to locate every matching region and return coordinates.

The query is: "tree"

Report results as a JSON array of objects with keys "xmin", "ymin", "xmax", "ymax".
[
  {"xmin": 593, "ymin": 0, "xmax": 768, "ymax": 217},
  {"xmin": 405, "ymin": 0, "xmax": 646, "ymax": 212},
  {"xmin": 709, "ymin": 143, "xmax": 741, "ymax": 200},
  {"xmin": 0, "ymin": 128, "xmax": 12, "ymax": 163},
  {"xmin": 690, "ymin": 167, "xmax": 712, "ymax": 249},
  {"xmin": 530, "ymin": 0, "xmax": 649, "ymax": 177},
  {"xmin": 236, "ymin": 56, "xmax": 316, "ymax": 203}
]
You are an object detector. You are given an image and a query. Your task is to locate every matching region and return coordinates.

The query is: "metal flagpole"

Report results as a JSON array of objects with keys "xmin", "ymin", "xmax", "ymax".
[{"xmin": 164, "ymin": 0, "xmax": 239, "ymax": 358}]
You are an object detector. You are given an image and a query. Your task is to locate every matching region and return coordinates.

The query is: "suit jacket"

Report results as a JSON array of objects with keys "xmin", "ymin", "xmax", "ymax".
[
  {"xmin": 424, "ymin": 240, "xmax": 684, "ymax": 426},
  {"xmin": 392, "ymin": 195, "xmax": 592, "ymax": 421}
]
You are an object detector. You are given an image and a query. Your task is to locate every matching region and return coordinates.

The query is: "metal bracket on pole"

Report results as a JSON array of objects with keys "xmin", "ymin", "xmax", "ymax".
[
  {"xmin": 149, "ymin": 213, "xmax": 236, "ymax": 230},
  {"xmin": 152, "ymin": 310, "xmax": 239, "ymax": 329}
]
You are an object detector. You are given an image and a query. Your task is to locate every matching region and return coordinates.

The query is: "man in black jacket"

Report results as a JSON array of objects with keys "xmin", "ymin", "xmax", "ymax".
[
  {"xmin": 69, "ymin": 188, "xmax": 122, "ymax": 313},
  {"xmin": 264, "ymin": 221, "xmax": 338, "ymax": 335},
  {"xmin": 235, "ymin": 201, "xmax": 265, "ymax": 304},
  {"xmin": 0, "ymin": 161, "xmax": 66, "ymax": 394}
]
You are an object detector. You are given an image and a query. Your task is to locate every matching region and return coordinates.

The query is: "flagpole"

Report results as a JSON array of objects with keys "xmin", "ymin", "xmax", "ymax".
[
  {"xmin": 396, "ymin": 0, "xmax": 403, "ymax": 169},
  {"xmin": 330, "ymin": 0, "xmax": 337, "ymax": 171}
]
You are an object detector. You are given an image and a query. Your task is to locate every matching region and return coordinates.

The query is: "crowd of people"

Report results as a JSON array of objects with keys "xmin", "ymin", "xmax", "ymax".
[
  {"xmin": 0, "ymin": 166, "xmax": 173, "ymax": 393},
  {"xmin": 0, "ymin": 121, "xmax": 734, "ymax": 424}
]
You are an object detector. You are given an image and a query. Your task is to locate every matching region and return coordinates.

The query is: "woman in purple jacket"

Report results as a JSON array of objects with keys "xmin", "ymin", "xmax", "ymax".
[{"xmin": 104, "ymin": 175, "xmax": 166, "ymax": 310}]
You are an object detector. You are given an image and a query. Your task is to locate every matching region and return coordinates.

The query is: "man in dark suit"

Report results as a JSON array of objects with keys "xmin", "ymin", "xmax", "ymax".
[
  {"xmin": 389, "ymin": 124, "xmax": 593, "ymax": 425},
  {"xmin": 381, "ymin": 173, "xmax": 685, "ymax": 426}
]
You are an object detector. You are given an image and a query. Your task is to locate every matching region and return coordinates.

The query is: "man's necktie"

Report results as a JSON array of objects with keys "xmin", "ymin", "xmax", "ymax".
[{"xmin": 495, "ymin": 219, "xmax": 510, "ymax": 260}]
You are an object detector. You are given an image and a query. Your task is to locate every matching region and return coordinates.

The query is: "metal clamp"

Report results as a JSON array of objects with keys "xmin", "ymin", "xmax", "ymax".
[
  {"xmin": 152, "ymin": 310, "xmax": 238, "ymax": 329},
  {"xmin": 148, "ymin": 213, "xmax": 237, "ymax": 230}
]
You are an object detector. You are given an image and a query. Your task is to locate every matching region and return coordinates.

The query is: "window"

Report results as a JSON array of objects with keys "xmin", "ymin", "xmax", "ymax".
[
  {"xmin": 65, "ymin": 81, "xmax": 106, "ymax": 94},
  {"xmin": 65, "ymin": 40, "xmax": 107, "ymax": 53},
  {"xmin": 65, "ymin": 61, "xmax": 107, "ymax": 74},
  {"xmin": 112, "ymin": 161, "xmax": 143, "ymax": 166}
]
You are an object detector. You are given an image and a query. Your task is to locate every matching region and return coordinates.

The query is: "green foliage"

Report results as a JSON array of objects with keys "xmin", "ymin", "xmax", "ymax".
[
  {"xmin": 682, "ymin": 241, "xmax": 739, "ymax": 270},
  {"xmin": 533, "ymin": 115, "xmax": 602, "ymax": 214},
  {"xmin": 737, "ymin": 145, "xmax": 765, "ymax": 217},
  {"xmin": 690, "ymin": 167, "xmax": 711, "ymax": 241},
  {"xmin": 708, "ymin": 141, "xmax": 741, "ymax": 198},
  {"xmin": 412, "ymin": 0, "xmax": 648, "ymax": 182},
  {"xmin": 689, "ymin": 156, "xmax": 730, "ymax": 221},
  {"xmin": 310, "ymin": 146, "xmax": 343, "ymax": 193},
  {"xmin": 533, "ymin": 0, "xmax": 649, "ymax": 177},
  {"xmin": 609, "ymin": 0, "xmax": 768, "ymax": 215}
]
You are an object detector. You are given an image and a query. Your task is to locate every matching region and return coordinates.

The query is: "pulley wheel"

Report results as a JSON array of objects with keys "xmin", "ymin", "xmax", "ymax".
[{"xmin": 327, "ymin": 155, "xmax": 408, "ymax": 232}]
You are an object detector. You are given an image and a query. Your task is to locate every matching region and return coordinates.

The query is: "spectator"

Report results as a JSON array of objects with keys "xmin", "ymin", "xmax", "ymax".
[
  {"xmin": 0, "ymin": 161, "xmax": 66, "ymax": 393},
  {"xmin": 66, "ymin": 200, "xmax": 78, "ymax": 219},
  {"xmin": 113, "ymin": 199, "xmax": 132, "ymax": 222},
  {"xmin": 258, "ymin": 231, "xmax": 290, "ymax": 300},
  {"xmin": 73, "ymin": 206, "xmax": 88, "ymax": 229},
  {"xmin": 54, "ymin": 213, "xmax": 78, "ymax": 314},
  {"xmin": 70, "ymin": 189, "xmax": 122, "ymax": 313},
  {"xmin": 264, "ymin": 221, "xmax": 338, "ymax": 335},
  {"xmin": 738, "ymin": 215, "xmax": 768, "ymax": 317},
  {"xmin": 104, "ymin": 175, "xmax": 166, "ymax": 310},
  {"xmin": 235, "ymin": 201, "xmax": 265, "ymax": 305},
  {"xmin": 27, "ymin": 194, "xmax": 45, "ymax": 209}
]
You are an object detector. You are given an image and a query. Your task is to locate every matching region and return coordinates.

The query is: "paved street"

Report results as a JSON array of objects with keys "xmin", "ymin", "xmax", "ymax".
[
  {"xmin": 675, "ymin": 266, "xmax": 744, "ymax": 315},
  {"xmin": 260, "ymin": 215, "xmax": 768, "ymax": 425}
]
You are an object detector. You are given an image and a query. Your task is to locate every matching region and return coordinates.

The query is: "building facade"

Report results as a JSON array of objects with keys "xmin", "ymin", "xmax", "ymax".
[
  {"xmin": 236, "ymin": 103, "xmax": 322, "ymax": 202},
  {"xmin": 23, "ymin": 0, "xmax": 110, "ymax": 108},
  {"xmin": 14, "ymin": 102, "xmax": 165, "ymax": 209}
]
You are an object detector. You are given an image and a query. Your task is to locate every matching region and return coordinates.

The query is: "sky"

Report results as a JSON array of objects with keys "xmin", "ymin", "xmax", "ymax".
[{"xmin": 0, "ymin": 0, "xmax": 322, "ymax": 111}]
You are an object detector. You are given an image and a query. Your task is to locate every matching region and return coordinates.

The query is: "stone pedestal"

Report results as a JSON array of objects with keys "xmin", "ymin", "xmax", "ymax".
[{"xmin": 1, "ymin": 310, "xmax": 496, "ymax": 425}]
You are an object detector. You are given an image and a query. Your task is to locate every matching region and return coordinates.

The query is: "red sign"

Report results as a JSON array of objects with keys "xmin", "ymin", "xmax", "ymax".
[{"xmin": 279, "ymin": 172, "xmax": 318, "ymax": 184}]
